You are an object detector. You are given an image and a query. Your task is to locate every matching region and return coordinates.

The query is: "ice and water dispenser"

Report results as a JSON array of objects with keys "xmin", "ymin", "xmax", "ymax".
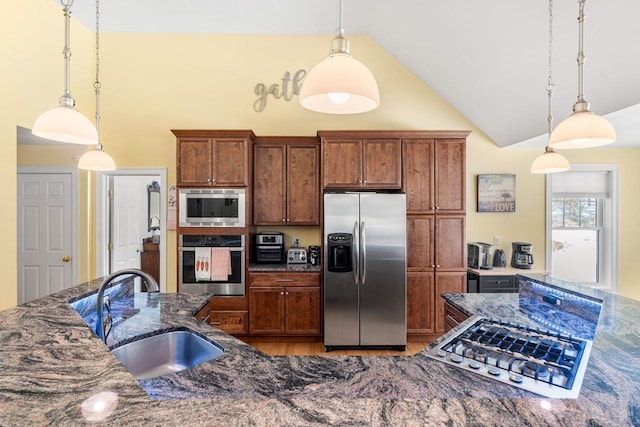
[{"xmin": 327, "ymin": 233, "xmax": 353, "ymax": 272}]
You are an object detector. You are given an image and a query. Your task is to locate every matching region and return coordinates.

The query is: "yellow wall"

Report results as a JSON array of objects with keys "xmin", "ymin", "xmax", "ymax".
[{"xmin": 6, "ymin": 0, "xmax": 639, "ymax": 310}]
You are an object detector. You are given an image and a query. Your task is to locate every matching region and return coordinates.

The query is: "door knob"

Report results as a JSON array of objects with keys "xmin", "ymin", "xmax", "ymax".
[{"xmin": 62, "ymin": 256, "xmax": 71, "ymax": 262}]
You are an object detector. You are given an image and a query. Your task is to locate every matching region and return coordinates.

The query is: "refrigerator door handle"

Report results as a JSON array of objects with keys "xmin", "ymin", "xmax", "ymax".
[
  {"xmin": 353, "ymin": 221, "xmax": 359, "ymax": 285},
  {"xmin": 360, "ymin": 220, "xmax": 366, "ymax": 286}
]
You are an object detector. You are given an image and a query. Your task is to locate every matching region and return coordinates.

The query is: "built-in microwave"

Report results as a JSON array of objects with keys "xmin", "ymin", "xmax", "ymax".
[{"xmin": 179, "ymin": 188, "xmax": 246, "ymax": 227}]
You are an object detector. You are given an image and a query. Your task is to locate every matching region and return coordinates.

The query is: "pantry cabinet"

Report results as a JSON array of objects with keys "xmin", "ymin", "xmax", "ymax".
[
  {"xmin": 173, "ymin": 130, "xmax": 253, "ymax": 187},
  {"xmin": 253, "ymin": 137, "xmax": 320, "ymax": 225},
  {"xmin": 402, "ymin": 133, "xmax": 469, "ymax": 339},
  {"xmin": 248, "ymin": 272, "xmax": 321, "ymax": 336},
  {"xmin": 319, "ymin": 132, "xmax": 402, "ymax": 189}
]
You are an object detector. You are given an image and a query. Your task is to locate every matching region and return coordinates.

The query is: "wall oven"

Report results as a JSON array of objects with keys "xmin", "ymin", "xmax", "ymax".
[
  {"xmin": 179, "ymin": 188, "xmax": 246, "ymax": 227},
  {"xmin": 179, "ymin": 234, "xmax": 245, "ymax": 296}
]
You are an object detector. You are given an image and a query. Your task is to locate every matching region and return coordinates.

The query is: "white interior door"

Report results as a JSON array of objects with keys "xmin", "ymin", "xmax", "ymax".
[
  {"xmin": 110, "ymin": 176, "xmax": 146, "ymax": 272},
  {"xmin": 17, "ymin": 172, "xmax": 74, "ymax": 304}
]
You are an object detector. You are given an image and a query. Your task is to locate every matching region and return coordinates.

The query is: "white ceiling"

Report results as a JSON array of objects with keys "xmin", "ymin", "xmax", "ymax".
[{"xmin": 34, "ymin": 0, "xmax": 640, "ymax": 148}]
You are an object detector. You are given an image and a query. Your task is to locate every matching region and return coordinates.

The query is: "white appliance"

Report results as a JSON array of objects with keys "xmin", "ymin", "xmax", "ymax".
[
  {"xmin": 323, "ymin": 192, "xmax": 407, "ymax": 351},
  {"xmin": 178, "ymin": 188, "xmax": 246, "ymax": 227}
]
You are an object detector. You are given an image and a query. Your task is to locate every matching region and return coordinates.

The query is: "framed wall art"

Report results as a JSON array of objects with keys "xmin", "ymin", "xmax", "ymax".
[{"xmin": 477, "ymin": 174, "xmax": 516, "ymax": 212}]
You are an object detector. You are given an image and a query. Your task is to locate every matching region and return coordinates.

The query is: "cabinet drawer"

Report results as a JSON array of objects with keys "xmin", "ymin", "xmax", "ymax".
[
  {"xmin": 444, "ymin": 301, "xmax": 469, "ymax": 332},
  {"xmin": 210, "ymin": 311, "xmax": 248, "ymax": 335},
  {"xmin": 194, "ymin": 302, "xmax": 210, "ymax": 322},
  {"xmin": 479, "ymin": 276, "xmax": 517, "ymax": 293},
  {"xmin": 248, "ymin": 272, "xmax": 320, "ymax": 287}
]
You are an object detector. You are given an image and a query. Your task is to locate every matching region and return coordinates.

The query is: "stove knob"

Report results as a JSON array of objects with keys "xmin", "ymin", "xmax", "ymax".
[
  {"xmin": 487, "ymin": 367, "xmax": 501, "ymax": 377},
  {"xmin": 509, "ymin": 373, "xmax": 524, "ymax": 383},
  {"xmin": 437, "ymin": 349, "xmax": 446, "ymax": 358},
  {"xmin": 468, "ymin": 361, "xmax": 481, "ymax": 370},
  {"xmin": 450, "ymin": 354, "xmax": 463, "ymax": 363}
]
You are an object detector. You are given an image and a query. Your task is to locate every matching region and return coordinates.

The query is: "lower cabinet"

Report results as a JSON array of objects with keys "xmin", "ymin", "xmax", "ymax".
[
  {"xmin": 209, "ymin": 296, "xmax": 249, "ymax": 335},
  {"xmin": 248, "ymin": 272, "xmax": 321, "ymax": 336},
  {"xmin": 444, "ymin": 300, "xmax": 470, "ymax": 332},
  {"xmin": 194, "ymin": 300, "xmax": 211, "ymax": 322}
]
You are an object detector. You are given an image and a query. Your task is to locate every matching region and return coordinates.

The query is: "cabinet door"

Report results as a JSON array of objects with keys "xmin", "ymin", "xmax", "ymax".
[
  {"xmin": 434, "ymin": 215, "xmax": 466, "ymax": 271},
  {"xmin": 434, "ymin": 139, "xmax": 465, "ymax": 213},
  {"xmin": 322, "ymin": 139, "xmax": 362, "ymax": 188},
  {"xmin": 253, "ymin": 143, "xmax": 286, "ymax": 224},
  {"xmin": 406, "ymin": 272, "xmax": 435, "ymax": 335},
  {"xmin": 212, "ymin": 138, "xmax": 249, "ymax": 187},
  {"xmin": 285, "ymin": 287, "xmax": 321, "ymax": 335},
  {"xmin": 403, "ymin": 139, "xmax": 434, "ymax": 213},
  {"xmin": 434, "ymin": 272, "xmax": 466, "ymax": 334},
  {"xmin": 177, "ymin": 138, "xmax": 213, "ymax": 186},
  {"xmin": 406, "ymin": 215, "xmax": 434, "ymax": 272},
  {"xmin": 287, "ymin": 143, "xmax": 320, "ymax": 225},
  {"xmin": 361, "ymin": 139, "xmax": 402, "ymax": 189},
  {"xmin": 248, "ymin": 287, "xmax": 285, "ymax": 335}
]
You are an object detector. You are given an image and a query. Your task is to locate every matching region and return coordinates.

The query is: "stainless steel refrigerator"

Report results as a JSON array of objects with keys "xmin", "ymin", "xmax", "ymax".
[{"xmin": 323, "ymin": 192, "xmax": 407, "ymax": 351}]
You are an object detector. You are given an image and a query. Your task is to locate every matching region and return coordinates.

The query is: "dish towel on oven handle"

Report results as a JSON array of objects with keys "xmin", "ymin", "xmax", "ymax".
[
  {"xmin": 195, "ymin": 247, "xmax": 211, "ymax": 281},
  {"xmin": 211, "ymin": 248, "xmax": 232, "ymax": 281}
]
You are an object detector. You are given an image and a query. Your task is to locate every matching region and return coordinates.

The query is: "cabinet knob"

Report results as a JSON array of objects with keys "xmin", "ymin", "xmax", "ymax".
[
  {"xmin": 280, "ymin": 291, "xmax": 285, "ymax": 295},
  {"xmin": 282, "ymin": 219, "xmax": 286, "ymax": 222},
  {"xmin": 436, "ymin": 264, "xmax": 440, "ymax": 268}
]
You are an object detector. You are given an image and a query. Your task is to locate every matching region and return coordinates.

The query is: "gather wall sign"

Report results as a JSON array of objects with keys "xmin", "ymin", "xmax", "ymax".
[{"xmin": 254, "ymin": 69, "xmax": 306, "ymax": 112}]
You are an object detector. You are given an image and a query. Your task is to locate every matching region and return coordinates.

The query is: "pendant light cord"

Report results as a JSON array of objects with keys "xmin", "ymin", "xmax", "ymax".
[
  {"xmin": 546, "ymin": 0, "xmax": 554, "ymax": 141},
  {"xmin": 574, "ymin": 0, "xmax": 587, "ymax": 111},
  {"xmin": 61, "ymin": 0, "xmax": 74, "ymax": 106},
  {"xmin": 338, "ymin": 0, "xmax": 344, "ymax": 37},
  {"xmin": 94, "ymin": 0, "xmax": 103, "ymax": 149}
]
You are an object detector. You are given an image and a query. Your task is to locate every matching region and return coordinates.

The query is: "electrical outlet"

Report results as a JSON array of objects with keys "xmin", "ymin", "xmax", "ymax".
[
  {"xmin": 494, "ymin": 235, "xmax": 501, "ymax": 246},
  {"xmin": 292, "ymin": 237, "xmax": 301, "ymax": 247}
]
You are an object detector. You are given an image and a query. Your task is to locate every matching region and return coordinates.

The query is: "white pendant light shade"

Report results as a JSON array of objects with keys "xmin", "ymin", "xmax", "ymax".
[
  {"xmin": 548, "ymin": 110, "xmax": 616, "ymax": 149},
  {"xmin": 33, "ymin": 104, "xmax": 99, "ymax": 145},
  {"xmin": 78, "ymin": 147, "xmax": 116, "ymax": 171},
  {"xmin": 299, "ymin": 53, "xmax": 380, "ymax": 114},
  {"xmin": 531, "ymin": 147, "xmax": 570, "ymax": 174}
]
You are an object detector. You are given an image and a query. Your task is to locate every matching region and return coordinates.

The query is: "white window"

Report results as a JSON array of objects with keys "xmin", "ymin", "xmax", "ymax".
[{"xmin": 546, "ymin": 165, "xmax": 618, "ymax": 292}]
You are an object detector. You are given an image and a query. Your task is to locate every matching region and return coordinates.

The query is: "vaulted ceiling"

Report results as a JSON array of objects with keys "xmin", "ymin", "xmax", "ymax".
[{"xmin": 62, "ymin": 0, "xmax": 640, "ymax": 148}]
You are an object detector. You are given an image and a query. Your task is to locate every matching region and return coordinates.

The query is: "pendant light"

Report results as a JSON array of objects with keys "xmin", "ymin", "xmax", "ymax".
[
  {"xmin": 78, "ymin": 0, "xmax": 116, "ymax": 171},
  {"xmin": 548, "ymin": 0, "xmax": 615, "ymax": 149},
  {"xmin": 531, "ymin": 0, "xmax": 570, "ymax": 174},
  {"xmin": 298, "ymin": 0, "xmax": 380, "ymax": 114},
  {"xmin": 32, "ymin": 0, "xmax": 99, "ymax": 145}
]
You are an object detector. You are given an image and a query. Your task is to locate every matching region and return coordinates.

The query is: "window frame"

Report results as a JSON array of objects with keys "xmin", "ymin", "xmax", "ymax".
[{"xmin": 545, "ymin": 164, "xmax": 619, "ymax": 292}]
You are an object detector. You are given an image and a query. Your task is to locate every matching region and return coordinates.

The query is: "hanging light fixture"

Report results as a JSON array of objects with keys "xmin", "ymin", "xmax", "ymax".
[
  {"xmin": 531, "ymin": 0, "xmax": 570, "ymax": 174},
  {"xmin": 298, "ymin": 0, "xmax": 380, "ymax": 114},
  {"xmin": 32, "ymin": 0, "xmax": 99, "ymax": 145},
  {"xmin": 78, "ymin": 0, "xmax": 116, "ymax": 171},
  {"xmin": 548, "ymin": 0, "xmax": 615, "ymax": 149}
]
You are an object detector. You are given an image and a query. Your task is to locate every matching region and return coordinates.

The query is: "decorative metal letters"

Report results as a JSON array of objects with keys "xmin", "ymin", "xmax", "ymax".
[{"xmin": 254, "ymin": 69, "xmax": 306, "ymax": 112}]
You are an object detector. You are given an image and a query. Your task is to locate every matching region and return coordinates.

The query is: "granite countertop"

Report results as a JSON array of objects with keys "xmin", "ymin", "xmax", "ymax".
[
  {"xmin": 248, "ymin": 262, "xmax": 322, "ymax": 273},
  {"xmin": 468, "ymin": 266, "xmax": 548, "ymax": 276},
  {"xmin": 1, "ymin": 275, "xmax": 639, "ymax": 426}
]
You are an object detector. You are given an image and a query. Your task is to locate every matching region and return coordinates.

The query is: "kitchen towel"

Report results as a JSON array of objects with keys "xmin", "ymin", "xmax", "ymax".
[
  {"xmin": 195, "ymin": 247, "xmax": 211, "ymax": 281},
  {"xmin": 210, "ymin": 248, "xmax": 232, "ymax": 281}
]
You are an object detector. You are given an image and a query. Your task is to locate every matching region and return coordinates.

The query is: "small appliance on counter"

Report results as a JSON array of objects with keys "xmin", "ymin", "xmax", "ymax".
[
  {"xmin": 493, "ymin": 248, "xmax": 507, "ymax": 268},
  {"xmin": 287, "ymin": 247, "xmax": 307, "ymax": 264},
  {"xmin": 308, "ymin": 245, "xmax": 321, "ymax": 266},
  {"xmin": 511, "ymin": 241, "xmax": 534, "ymax": 269},
  {"xmin": 254, "ymin": 232, "xmax": 285, "ymax": 263},
  {"xmin": 467, "ymin": 242, "xmax": 494, "ymax": 270}
]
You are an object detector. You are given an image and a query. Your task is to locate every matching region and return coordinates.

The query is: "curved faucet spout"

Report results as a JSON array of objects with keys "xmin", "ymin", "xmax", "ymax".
[{"xmin": 95, "ymin": 268, "xmax": 160, "ymax": 344}]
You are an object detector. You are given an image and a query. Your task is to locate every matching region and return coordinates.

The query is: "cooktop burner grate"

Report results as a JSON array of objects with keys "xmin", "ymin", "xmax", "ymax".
[{"xmin": 426, "ymin": 316, "xmax": 593, "ymax": 398}]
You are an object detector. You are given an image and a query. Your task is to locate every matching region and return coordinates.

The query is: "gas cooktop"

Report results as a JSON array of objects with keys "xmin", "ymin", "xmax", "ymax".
[{"xmin": 425, "ymin": 316, "xmax": 593, "ymax": 399}]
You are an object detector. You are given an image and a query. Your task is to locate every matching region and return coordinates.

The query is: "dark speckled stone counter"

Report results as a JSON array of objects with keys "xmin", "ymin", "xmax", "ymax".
[
  {"xmin": 248, "ymin": 262, "xmax": 322, "ymax": 273},
  {"xmin": 1, "ymin": 274, "xmax": 639, "ymax": 426}
]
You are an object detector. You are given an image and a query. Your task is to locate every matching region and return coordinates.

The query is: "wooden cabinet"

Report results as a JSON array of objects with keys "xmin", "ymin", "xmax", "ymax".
[
  {"xmin": 403, "ymin": 138, "xmax": 465, "ymax": 214},
  {"xmin": 248, "ymin": 272, "xmax": 321, "ymax": 336},
  {"xmin": 209, "ymin": 296, "xmax": 249, "ymax": 335},
  {"xmin": 140, "ymin": 237, "xmax": 160, "ymax": 288},
  {"xmin": 194, "ymin": 300, "xmax": 211, "ymax": 322},
  {"xmin": 319, "ymin": 132, "xmax": 402, "ymax": 189},
  {"xmin": 402, "ymin": 132, "xmax": 469, "ymax": 339},
  {"xmin": 173, "ymin": 130, "xmax": 253, "ymax": 187},
  {"xmin": 444, "ymin": 300, "xmax": 470, "ymax": 332},
  {"xmin": 253, "ymin": 138, "xmax": 320, "ymax": 225}
]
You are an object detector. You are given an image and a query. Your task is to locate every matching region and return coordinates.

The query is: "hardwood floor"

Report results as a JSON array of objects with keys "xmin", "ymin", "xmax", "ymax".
[{"xmin": 245, "ymin": 341, "xmax": 429, "ymax": 356}]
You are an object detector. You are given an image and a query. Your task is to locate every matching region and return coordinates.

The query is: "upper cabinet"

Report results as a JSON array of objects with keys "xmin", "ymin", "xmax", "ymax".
[
  {"xmin": 173, "ymin": 130, "xmax": 254, "ymax": 187},
  {"xmin": 253, "ymin": 137, "xmax": 320, "ymax": 225},
  {"xmin": 403, "ymin": 137, "xmax": 466, "ymax": 214},
  {"xmin": 319, "ymin": 131, "xmax": 402, "ymax": 190}
]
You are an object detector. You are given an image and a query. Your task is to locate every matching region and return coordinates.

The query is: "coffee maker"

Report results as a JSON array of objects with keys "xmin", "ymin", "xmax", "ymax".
[
  {"xmin": 511, "ymin": 242, "xmax": 534, "ymax": 269},
  {"xmin": 467, "ymin": 242, "xmax": 494, "ymax": 270},
  {"xmin": 308, "ymin": 245, "xmax": 321, "ymax": 266}
]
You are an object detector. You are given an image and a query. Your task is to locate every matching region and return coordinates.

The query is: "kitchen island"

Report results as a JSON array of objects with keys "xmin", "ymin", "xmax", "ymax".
[{"xmin": 0, "ymin": 275, "xmax": 638, "ymax": 426}]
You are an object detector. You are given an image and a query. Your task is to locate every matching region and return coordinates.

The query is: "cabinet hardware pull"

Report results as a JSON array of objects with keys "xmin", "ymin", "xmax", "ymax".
[
  {"xmin": 275, "ymin": 279, "xmax": 294, "ymax": 282},
  {"xmin": 211, "ymin": 322, "xmax": 222, "ymax": 325},
  {"xmin": 62, "ymin": 256, "xmax": 71, "ymax": 262},
  {"xmin": 203, "ymin": 314, "xmax": 211, "ymax": 322}
]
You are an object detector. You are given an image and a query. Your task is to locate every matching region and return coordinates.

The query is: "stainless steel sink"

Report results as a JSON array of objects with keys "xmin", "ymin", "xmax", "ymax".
[{"xmin": 110, "ymin": 328, "xmax": 224, "ymax": 379}]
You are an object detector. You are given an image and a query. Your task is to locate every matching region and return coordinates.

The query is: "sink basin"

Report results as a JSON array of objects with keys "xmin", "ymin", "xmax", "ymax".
[{"xmin": 111, "ymin": 328, "xmax": 224, "ymax": 379}]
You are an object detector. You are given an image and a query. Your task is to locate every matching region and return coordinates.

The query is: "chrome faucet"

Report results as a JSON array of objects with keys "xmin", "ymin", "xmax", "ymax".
[{"xmin": 95, "ymin": 268, "xmax": 160, "ymax": 344}]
